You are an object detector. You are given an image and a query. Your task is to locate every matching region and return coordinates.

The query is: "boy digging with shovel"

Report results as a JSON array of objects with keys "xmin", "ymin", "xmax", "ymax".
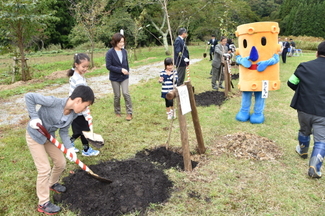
[{"xmin": 25, "ymin": 85, "xmax": 95, "ymax": 215}]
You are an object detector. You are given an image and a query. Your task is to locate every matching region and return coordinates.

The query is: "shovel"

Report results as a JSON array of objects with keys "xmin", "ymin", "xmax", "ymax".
[
  {"xmin": 82, "ymin": 117, "xmax": 104, "ymax": 149},
  {"xmin": 203, "ymin": 45, "xmax": 208, "ymax": 58},
  {"xmin": 36, "ymin": 123, "xmax": 112, "ymax": 184}
]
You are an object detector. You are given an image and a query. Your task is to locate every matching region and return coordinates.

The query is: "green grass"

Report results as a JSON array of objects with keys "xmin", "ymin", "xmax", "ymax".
[{"xmin": 1, "ymin": 48, "xmax": 325, "ymax": 215}]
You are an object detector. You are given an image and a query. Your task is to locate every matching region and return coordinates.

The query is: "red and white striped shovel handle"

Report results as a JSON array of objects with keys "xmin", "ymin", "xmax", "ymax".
[{"xmin": 37, "ymin": 123, "xmax": 90, "ymax": 172}]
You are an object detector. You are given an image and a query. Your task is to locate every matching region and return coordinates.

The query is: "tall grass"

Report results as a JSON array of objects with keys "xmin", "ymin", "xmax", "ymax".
[{"xmin": 1, "ymin": 47, "xmax": 325, "ymax": 215}]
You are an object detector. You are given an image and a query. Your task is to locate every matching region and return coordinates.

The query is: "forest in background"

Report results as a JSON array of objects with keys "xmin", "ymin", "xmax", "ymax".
[
  {"xmin": 1, "ymin": 0, "xmax": 324, "ymax": 51},
  {"xmin": 0, "ymin": 0, "xmax": 324, "ymax": 81}
]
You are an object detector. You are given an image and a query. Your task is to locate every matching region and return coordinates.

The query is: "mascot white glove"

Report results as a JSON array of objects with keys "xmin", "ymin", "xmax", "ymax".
[
  {"xmin": 29, "ymin": 118, "xmax": 42, "ymax": 129},
  {"xmin": 66, "ymin": 147, "xmax": 77, "ymax": 162}
]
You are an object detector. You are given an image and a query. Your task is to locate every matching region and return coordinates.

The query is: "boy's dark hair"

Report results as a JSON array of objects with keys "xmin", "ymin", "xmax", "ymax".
[
  {"xmin": 67, "ymin": 53, "xmax": 90, "ymax": 77},
  {"xmin": 111, "ymin": 33, "xmax": 125, "ymax": 47},
  {"xmin": 70, "ymin": 85, "xmax": 95, "ymax": 105},
  {"xmin": 317, "ymin": 41, "xmax": 325, "ymax": 56},
  {"xmin": 164, "ymin": 57, "xmax": 173, "ymax": 69}
]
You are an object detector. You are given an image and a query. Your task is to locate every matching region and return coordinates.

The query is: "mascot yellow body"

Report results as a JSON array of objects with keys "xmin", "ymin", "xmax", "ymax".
[{"xmin": 235, "ymin": 22, "xmax": 281, "ymax": 124}]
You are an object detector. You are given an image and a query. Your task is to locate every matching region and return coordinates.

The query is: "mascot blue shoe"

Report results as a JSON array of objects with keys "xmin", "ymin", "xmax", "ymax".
[{"xmin": 236, "ymin": 91, "xmax": 251, "ymax": 122}]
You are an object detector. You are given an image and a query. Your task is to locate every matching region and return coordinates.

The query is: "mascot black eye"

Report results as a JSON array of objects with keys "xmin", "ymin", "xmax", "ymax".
[
  {"xmin": 243, "ymin": 39, "xmax": 247, "ymax": 48},
  {"xmin": 261, "ymin": 37, "xmax": 267, "ymax": 46}
]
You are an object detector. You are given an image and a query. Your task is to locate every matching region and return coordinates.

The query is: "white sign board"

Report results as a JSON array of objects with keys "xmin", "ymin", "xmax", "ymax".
[
  {"xmin": 262, "ymin": 80, "xmax": 269, "ymax": 98},
  {"xmin": 176, "ymin": 85, "xmax": 192, "ymax": 115}
]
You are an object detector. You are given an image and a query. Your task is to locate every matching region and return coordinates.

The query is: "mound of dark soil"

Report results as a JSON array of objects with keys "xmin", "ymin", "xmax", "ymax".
[
  {"xmin": 54, "ymin": 147, "xmax": 198, "ymax": 216},
  {"xmin": 135, "ymin": 147, "xmax": 198, "ymax": 170},
  {"xmin": 195, "ymin": 91, "xmax": 226, "ymax": 107}
]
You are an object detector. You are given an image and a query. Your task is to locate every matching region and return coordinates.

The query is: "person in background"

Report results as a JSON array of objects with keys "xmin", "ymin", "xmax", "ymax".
[
  {"xmin": 106, "ymin": 33, "xmax": 133, "ymax": 121},
  {"xmin": 278, "ymin": 37, "xmax": 283, "ymax": 55},
  {"xmin": 67, "ymin": 53, "xmax": 99, "ymax": 156},
  {"xmin": 174, "ymin": 28, "xmax": 189, "ymax": 86},
  {"xmin": 282, "ymin": 37, "xmax": 290, "ymax": 63},
  {"xmin": 25, "ymin": 85, "xmax": 95, "ymax": 215},
  {"xmin": 290, "ymin": 38, "xmax": 296, "ymax": 56},
  {"xmin": 158, "ymin": 57, "xmax": 178, "ymax": 120},
  {"xmin": 208, "ymin": 34, "xmax": 218, "ymax": 61},
  {"xmin": 288, "ymin": 41, "xmax": 325, "ymax": 178},
  {"xmin": 211, "ymin": 36, "xmax": 233, "ymax": 90}
]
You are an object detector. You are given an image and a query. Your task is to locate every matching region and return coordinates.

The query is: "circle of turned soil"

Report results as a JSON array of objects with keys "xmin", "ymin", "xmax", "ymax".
[
  {"xmin": 195, "ymin": 91, "xmax": 226, "ymax": 107},
  {"xmin": 54, "ymin": 147, "xmax": 198, "ymax": 216}
]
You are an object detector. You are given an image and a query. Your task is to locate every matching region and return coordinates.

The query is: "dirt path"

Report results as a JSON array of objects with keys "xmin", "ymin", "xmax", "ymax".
[{"xmin": 0, "ymin": 59, "xmax": 201, "ymax": 126}]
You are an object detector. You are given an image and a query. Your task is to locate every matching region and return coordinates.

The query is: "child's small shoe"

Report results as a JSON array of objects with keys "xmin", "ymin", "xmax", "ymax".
[
  {"xmin": 70, "ymin": 138, "xmax": 79, "ymax": 153},
  {"xmin": 50, "ymin": 183, "xmax": 66, "ymax": 193},
  {"xmin": 82, "ymin": 147, "xmax": 100, "ymax": 156},
  {"xmin": 167, "ymin": 111, "xmax": 173, "ymax": 120},
  {"xmin": 38, "ymin": 201, "xmax": 61, "ymax": 215}
]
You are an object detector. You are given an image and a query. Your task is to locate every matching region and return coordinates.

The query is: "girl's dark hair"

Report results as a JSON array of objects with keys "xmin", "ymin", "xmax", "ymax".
[
  {"xmin": 67, "ymin": 53, "xmax": 90, "ymax": 77},
  {"xmin": 110, "ymin": 33, "xmax": 125, "ymax": 47},
  {"xmin": 164, "ymin": 57, "xmax": 173, "ymax": 69},
  {"xmin": 70, "ymin": 85, "xmax": 95, "ymax": 105}
]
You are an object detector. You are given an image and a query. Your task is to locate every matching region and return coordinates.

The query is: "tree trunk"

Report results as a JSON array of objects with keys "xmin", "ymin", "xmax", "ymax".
[
  {"xmin": 18, "ymin": 39, "xmax": 30, "ymax": 81},
  {"xmin": 90, "ymin": 41, "xmax": 94, "ymax": 68},
  {"xmin": 162, "ymin": 32, "xmax": 170, "ymax": 55}
]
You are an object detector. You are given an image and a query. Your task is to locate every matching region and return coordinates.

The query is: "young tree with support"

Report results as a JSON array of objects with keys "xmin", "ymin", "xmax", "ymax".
[{"xmin": 0, "ymin": 0, "xmax": 58, "ymax": 81}]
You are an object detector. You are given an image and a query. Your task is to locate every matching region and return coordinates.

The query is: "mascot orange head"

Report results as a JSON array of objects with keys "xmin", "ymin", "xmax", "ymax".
[{"xmin": 235, "ymin": 22, "xmax": 281, "ymax": 91}]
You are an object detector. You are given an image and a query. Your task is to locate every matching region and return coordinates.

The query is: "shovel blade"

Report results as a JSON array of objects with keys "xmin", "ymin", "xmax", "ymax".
[
  {"xmin": 88, "ymin": 171, "xmax": 112, "ymax": 183},
  {"xmin": 83, "ymin": 131, "xmax": 104, "ymax": 148}
]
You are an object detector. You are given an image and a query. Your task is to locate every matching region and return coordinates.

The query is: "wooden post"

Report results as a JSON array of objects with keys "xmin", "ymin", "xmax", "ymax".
[
  {"xmin": 185, "ymin": 81, "xmax": 206, "ymax": 154},
  {"xmin": 176, "ymin": 89, "xmax": 192, "ymax": 172},
  {"xmin": 223, "ymin": 60, "xmax": 232, "ymax": 97}
]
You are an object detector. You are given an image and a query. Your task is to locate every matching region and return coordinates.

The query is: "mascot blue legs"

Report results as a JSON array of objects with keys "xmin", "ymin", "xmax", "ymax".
[
  {"xmin": 296, "ymin": 133, "xmax": 310, "ymax": 159},
  {"xmin": 250, "ymin": 92, "xmax": 265, "ymax": 124},
  {"xmin": 308, "ymin": 142, "xmax": 325, "ymax": 178},
  {"xmin": 236, "ymin": 91, "xmax": 265, "ymax": 124},
  {"xmin": 235, "ymin": 91, "xmax": 251, "ymax": 122}
]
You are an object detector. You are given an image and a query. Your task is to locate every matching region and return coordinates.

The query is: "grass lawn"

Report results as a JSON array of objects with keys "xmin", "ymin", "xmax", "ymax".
[{"xmin": 1, "ymin": 46, "xmax": 324, "ymax": 216}]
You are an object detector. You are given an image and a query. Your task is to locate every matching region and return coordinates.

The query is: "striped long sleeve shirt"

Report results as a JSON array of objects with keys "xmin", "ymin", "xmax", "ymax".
[{"xmin": 160, "ymin": 70, "xmax": 178, "ymax": 98}]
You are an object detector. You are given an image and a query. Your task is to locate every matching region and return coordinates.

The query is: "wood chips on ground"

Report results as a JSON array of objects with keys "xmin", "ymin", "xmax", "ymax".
[{"xmin": 210, "ymin": 132, "xmax": 283, "ymax": 160}]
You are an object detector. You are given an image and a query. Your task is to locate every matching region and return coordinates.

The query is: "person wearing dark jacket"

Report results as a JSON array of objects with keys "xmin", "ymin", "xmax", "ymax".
[
  {"xmin": 174, "ymin": 28, "xmax": 189, "ymax": 86},
  {"xmin": 282, "ymin": 37, "xmax": 290, "ymax": 63},
  {"xmin": 106, "ymin": 33, "xmax": 133, "ymax": 121},
  {"xmin": 288, "ymin": 41, "xmax": 325, "ymax": 178},
  {"xmin": 208, "ymin": 35, "xmax": 218, "ymax": 61}
]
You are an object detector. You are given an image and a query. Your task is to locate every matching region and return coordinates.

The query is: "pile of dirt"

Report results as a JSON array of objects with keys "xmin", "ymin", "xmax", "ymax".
[
  {"xmin": 211, "ymin": 132, "xmax": 283, "ymax": 160},
  {"xmin": 194, "ymin": 91, "xmax": 226, "ymax": 107},
  {"xmin": 54, "ymin": 147, "xmax": 198, "ymax": 216},
  {"xmin": 135, "ymin": 147, "xmax": 198, "ymax": 170}
]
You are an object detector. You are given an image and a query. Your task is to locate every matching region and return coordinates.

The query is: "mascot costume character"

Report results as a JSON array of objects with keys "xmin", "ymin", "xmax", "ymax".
[{"xmin": 235, "ymin": 22, "xmax": 281, "ymax": 124}]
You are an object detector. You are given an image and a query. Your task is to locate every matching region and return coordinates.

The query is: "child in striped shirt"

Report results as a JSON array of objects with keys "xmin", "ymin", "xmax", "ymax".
[
  {"xmin": 158, "ymin": 57, "xmax": 178, "ymax": 120},
  {"xmin": 67, "ymin": 53, "xmax": 99, "ymax": 156}
]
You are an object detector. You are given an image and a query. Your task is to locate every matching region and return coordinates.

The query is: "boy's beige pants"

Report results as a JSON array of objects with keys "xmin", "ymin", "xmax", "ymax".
[{"xmin": 26, "ymin": 131, "xmax": 66, "ymax": 205}]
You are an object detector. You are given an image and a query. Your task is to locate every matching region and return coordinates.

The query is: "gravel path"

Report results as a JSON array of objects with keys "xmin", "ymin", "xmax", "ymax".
[{"xmin": 0, "ymin": 59, "xmax": 201, "ymax": 126}]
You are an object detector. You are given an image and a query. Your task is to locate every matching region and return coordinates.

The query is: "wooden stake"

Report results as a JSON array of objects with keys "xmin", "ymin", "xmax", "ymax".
[
  {"xmin": 223, "ymin": 60, "xmax": 232, "ymax": 97},
  {"xmin": 176, "ymin": 89, "xmax": 192, "ymax": 172},
  {"xmin": 185, "ymin": 81, "xmax": 206, "ymax": 154}
]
